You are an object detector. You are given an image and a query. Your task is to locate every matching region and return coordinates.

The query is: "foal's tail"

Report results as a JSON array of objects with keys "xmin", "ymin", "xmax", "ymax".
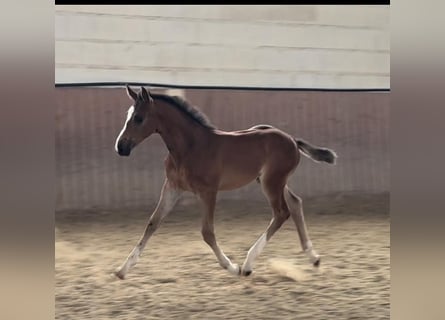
[{"xmin": 295, "ymin": 139, "xmax": 337, "ymax": 165}]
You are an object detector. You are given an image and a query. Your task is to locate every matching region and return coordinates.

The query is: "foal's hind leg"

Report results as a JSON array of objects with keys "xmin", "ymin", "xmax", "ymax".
[
  {"xmin": 241, "ymin": 178, "xmax": 290, "ymax": 276},
  {"xmin": 114, "ymin": 179, "xmax": 182, "ymax": 279},
  {"xmin": 284, "ymin": 186, "xmax": 320, "ymax": 266},
  {"xmin": 200, "ymin": 191, "xmax": 240, "ymax": 275}
]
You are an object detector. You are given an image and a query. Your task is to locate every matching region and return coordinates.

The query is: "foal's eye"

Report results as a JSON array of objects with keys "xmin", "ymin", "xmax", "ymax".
[{"xmin": 133, "ymin": 115, "xmax": 143, "ymax": 124}]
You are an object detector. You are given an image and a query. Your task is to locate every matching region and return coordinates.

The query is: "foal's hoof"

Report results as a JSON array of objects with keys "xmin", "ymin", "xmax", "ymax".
[
  {"xmin": 241, "ymin": 269, "xmax": 253, "ymax": 277},
  {"xmin": 313, "ymin": 258, "xmax": 321, "ymax": 267},
  {"xmin": 114, "ymin": 268, "xmax": 126, "ymax": 280}
]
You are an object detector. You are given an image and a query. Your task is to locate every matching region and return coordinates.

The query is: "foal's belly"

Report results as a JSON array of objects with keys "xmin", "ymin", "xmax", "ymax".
[
  {"xmin": 217, "ymin": 157, "xmax": 263, "ymax": 191},
  {"xmin": 218, "ymin": 170, "xmax": 260, "ymax": 191}
]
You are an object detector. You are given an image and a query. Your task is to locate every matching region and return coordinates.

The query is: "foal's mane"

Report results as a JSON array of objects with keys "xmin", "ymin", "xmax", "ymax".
[{"xmin": 150, "ymin": 93, "xmax": 215, "ymax": 130}]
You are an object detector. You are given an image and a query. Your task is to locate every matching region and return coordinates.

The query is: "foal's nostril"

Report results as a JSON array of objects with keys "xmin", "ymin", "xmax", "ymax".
[
  {"xmin": 117, "ymin": 140, "xmax": 131, "ymax": 156},
  {"xmin": 117, "ymin": 141, "xmax": 124, "ymax": 153}
]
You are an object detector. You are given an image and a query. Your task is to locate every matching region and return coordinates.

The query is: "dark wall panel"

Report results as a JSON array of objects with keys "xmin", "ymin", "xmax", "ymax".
[{"xmin": 56, "ymin": 88, "xmax": 389, "ymax": 210}]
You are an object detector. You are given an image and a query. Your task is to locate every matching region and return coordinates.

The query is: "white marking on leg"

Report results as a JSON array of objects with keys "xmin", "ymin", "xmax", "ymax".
[
  {"xmin": 202, "ymin": 230, "xmax": 240, "ymax": 275},
  {"xmin": 126, "ymin": 246, "xmax": 141, "ymax": 268},
  {"xmin": 215, "ymin": 249, "xmax": 239, "ymax": 275},
  {"xmin": 114, "ymin": 105, "xmax": 134, "ymax": 152},
  {"xmin": 115, "ymin": 181, "xmax": 181, "ymax": 279},
  {"xmin": 242, "ymin": 233, "xmax": 268, "ymax": 273},
  {"xmin": 227, "ymin": 263, "xmax": 240, "ymax": 275},
  {"xmin": 304, "ymin": 240, "xmax": 320, "ymax": 264},
  {"xmin": 115, "ymin": 246, "xmax": 140, "ymax": 279},
  {"xmin": 284, "ymin": 187, "xmax": 320, "ymax": 265}
]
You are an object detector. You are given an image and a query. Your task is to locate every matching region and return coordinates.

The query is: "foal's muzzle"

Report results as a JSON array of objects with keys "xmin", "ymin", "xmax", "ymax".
[{"xmin": 117, "ymin": 140, "xmax": 133, "ymax": 156}]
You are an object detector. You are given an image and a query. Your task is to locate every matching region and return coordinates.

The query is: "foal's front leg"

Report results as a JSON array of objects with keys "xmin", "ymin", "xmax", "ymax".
[
  {"xmin": 200, "ymin": 191, "xmax": 240, "ymax": 275},
  {"xmin": 114, "ymin": 179, "xmax": 182, "ymax": 279}
]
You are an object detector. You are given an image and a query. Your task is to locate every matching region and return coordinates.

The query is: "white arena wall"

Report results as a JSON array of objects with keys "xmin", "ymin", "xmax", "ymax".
[{"xmin": 55, "ymin": 5, "xmax": 389, "ymax": 88}]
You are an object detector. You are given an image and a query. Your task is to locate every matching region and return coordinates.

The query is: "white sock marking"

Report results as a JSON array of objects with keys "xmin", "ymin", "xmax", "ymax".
[
  {"xmin": 116, "ymin": 245, "xmax": 140, "ymax": 278},
  {"xmin": 227, "ymin": 263, "xmax": 240, "ymax": 275},
  {"xmin": 304, "ymin": 240, "xmax": 320, "ymax": 264},
  {"xmin": 243, "ymin": 233, "xmax": 268, "ymax": 271}
]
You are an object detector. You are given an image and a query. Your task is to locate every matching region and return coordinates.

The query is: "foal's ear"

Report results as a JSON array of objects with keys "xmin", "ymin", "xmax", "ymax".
[
  {"xmin": 140, "ymin": 86, "xmax": 152, "ymax": 103},
  {"xmin": 126, "ymin": 85, "xmax": 138, "ymax": 101}
]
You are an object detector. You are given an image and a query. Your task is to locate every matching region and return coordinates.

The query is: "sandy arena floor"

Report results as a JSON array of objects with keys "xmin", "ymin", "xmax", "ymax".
[{"xmin": 56, "ymin": 193, "xmax": 389, "ymax": 320}]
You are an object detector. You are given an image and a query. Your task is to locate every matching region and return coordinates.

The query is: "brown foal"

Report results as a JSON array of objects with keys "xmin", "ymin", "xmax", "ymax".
[{"xmin": 114, "ymin": 86, "xmax": 337, "ymax": 279}]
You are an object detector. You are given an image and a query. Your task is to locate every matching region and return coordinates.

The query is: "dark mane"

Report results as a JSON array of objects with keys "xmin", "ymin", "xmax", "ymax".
[{"xmin": 150, "ymin": 93, "xmax": 215, "ymax": 130}]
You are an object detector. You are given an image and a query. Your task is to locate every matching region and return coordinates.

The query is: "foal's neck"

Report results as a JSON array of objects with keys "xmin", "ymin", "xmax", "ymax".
[{"xmin": 155, "ymin": 99, "xmax": 213, "ymax": 165}]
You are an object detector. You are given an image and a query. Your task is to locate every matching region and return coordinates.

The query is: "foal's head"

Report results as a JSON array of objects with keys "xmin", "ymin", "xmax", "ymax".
[{"xmin": 115, "ymin": 86, "xmax": 158, "ymax": 156}]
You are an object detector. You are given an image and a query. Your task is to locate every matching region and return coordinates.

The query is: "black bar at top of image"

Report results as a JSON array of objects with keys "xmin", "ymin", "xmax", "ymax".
[
  {"xmin": 55, "ymin": 1, "xmax": 390, "ymax": 5},
  {"xmin": 55, "ymin": 82, "xmax": 390, "ymax": 92}
]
